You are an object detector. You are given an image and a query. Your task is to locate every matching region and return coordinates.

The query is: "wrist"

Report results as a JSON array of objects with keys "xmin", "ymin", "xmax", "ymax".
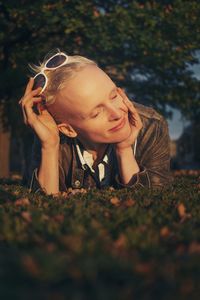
[
  {"xmin": 115, "ymin": 146, "xmax": 133, "ymax": 157},
  {"xmin": 41, "ymin": 143, "xmax": 60, "ymax": 152}
]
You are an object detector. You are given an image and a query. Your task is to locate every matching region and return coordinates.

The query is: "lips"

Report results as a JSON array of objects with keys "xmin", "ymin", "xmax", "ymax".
[{"xmin": 109, "ymin": 117, "xmax": 126, "ymax": 132}]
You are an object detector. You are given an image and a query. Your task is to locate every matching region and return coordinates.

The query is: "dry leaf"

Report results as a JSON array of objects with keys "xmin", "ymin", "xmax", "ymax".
[
  {"xmin": 177, "ymin": 203, "xmax": 186, "ymax": 218},
  {"xmin": 12, "ymin": 190, "xmax": 21, "ymax": 196},
  {"xmin": 110, "ymin": 197, "xmax": 120, "ymax": 206},
  {"xmin": 21, "ymin": 211, "xmax": 32, "ymax": 223},
  {"xmin": 114, "ymin": 234, "xmax": 127, "ymax": 249},
  {"xmin": 109, "ymin": 187, "xmax": 115, "ymax": 191},
  {"xmin": 160, "ymin": 226, "xmax": 170, "ymax": 238},
  {"xmin": 104, "ymin": 211, "xmax": 111, "ymax": 218},
  {"xmin": 15, "ymin": 197, "xmax": 30, "ymax": 206},
  {"xmin": 67, "ymin": 188, "xmax": 87, "ymax": 195},
  {"xmin": 123, "ymin": 199, "xmax": 135, "ymax": 207}
]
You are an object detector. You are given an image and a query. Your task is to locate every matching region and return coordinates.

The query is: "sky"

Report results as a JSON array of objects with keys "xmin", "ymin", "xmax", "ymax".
[
  {"xmin": 167, "ymin": 108, "xmax": 189, "ymax": 140},
  {"xmin": 167, "ymin": 56, "xmax": 200, "ymax": 140}
]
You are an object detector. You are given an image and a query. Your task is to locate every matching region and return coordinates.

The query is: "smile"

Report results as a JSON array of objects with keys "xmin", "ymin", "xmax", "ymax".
[{"xmin": 109, "ymin": 117, "xmax": 126, "ymax": 132}]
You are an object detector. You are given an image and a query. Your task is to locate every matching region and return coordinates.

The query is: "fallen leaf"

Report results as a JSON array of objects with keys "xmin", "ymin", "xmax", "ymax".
[
  {"xmin": 21, "ymin": 211, "xmax": 32, "ymax": 223},
  {"xmin": 160, "ymin": 226, "xmax": 170, "ymax": 238},
  {"xmin": 114, "ymin": 234, "xmax": 127, "ymax": 249},
  {"xmin": 12, "ymin": 190, "xmax": 21, "ymax": 196},
  {"xmin": 109, "ymin": 187, "xmax": 115, "ymax": 191},
  {"xmin": 104, "ymin": 211, "xmax": 111, "ymax": 218},
  {"xmin": 177, "ymin": 203, "xmax": 186, "ymax": 218},
  {"xmin": 110, "ymin": 197, "xmax": 120, "ymax": 206},
  {"xmin": 15, "ymin": 197, "xmax": 30, "ymax": 206},
  {"xmin": 67, "ymin": 188, "xmax": 87, "ymax": 196},
  {"xmin": 123, "ymin": 199, "xmax": 135, "ymax": 207}
]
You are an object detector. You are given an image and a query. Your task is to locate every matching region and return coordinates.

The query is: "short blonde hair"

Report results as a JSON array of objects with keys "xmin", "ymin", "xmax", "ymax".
[{"xmin": 31, "ymin": 49, "xmax": 98, "ymax": 105}]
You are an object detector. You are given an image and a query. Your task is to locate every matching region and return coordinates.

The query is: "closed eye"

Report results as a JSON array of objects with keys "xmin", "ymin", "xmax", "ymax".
[
  {"xmin": 111, "ymin": 94, "xmax": 117, "ymax": 99},
  {"xmin": 91, "ymin": 112, "xmax": 100, "ymax": 118},
  {"xmin": 91, "ymin": 107, "xmax": 103, "ymax": 118}
]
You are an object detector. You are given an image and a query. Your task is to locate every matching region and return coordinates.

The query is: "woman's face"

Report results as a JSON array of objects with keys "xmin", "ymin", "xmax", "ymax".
[{"xmin": 53, "ymin": 65, "xmax": 132, "ymax": 145}]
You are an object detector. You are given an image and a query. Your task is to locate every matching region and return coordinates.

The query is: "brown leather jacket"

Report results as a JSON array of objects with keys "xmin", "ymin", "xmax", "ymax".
[{"xmin": 26, "ymin": 102, "xmax": 172, "ymax": 193}]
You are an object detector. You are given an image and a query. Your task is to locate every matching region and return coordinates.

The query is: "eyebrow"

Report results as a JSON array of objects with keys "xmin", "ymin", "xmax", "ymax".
[{"xmin": 85, "ymin": 86, "xmax": 117, "ymax": 118}]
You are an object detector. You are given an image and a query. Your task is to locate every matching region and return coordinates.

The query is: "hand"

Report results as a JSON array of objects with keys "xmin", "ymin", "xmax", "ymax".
[
  {"xmin": 19, "ymin": 78, "xmax": 60, "ymax": 149},
  {"xmin": 115, "ymin": 88, "xmax": 143, "ymax": 152}
]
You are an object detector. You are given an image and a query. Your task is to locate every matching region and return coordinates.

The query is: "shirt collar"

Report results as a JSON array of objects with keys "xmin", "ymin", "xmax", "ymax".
[
  {"xmin": 74, "ymin": 138, "xmax": 137, "ymax": 171},
  {"xmin": 74, "ymin": 139, "xmax": 111, "ymax": 172}
]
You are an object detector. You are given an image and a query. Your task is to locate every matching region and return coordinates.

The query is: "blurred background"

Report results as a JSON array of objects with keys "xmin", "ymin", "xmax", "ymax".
[{"xmin": 0, "ymin": 0, "xmax": 200, "ymax": 180}]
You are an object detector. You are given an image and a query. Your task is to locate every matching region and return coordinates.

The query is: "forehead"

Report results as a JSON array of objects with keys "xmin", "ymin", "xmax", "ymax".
[{"xmin": 58, "ymin": 65, "xmax": 115, "ymax": 117}]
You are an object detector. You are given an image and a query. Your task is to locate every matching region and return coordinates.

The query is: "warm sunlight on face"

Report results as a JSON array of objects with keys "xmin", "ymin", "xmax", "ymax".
[{"xmin": 54, "ymin": 65, "xmax": 131, "ymax": 146}]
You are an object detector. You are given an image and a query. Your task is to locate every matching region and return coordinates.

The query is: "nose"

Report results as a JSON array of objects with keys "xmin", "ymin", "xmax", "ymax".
[{"xmin": 107, "ymin": 103, "xmax": 122, "ymax": 121}]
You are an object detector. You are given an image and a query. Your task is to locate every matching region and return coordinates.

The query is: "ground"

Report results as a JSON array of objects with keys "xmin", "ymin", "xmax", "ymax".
[{"xmin": 0, "ymin": 172, "xmax": 199, "ymax": 299}]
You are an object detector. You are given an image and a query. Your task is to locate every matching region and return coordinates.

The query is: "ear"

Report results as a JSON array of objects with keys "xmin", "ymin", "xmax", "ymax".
[{"xmin": 57, "ymin": 123, "xmax": 77, "ymax": 138}]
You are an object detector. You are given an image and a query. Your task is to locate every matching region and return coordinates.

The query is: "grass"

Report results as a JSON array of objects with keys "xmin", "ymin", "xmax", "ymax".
[{"xmin": 0, "ymin": 174, "xmax": 199, "ymax": 300}]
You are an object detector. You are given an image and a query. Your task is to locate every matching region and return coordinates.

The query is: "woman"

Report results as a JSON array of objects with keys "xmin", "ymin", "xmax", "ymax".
[{"xmin": 19, "ymin": 50, "xmax": 171, "ymax": 195}]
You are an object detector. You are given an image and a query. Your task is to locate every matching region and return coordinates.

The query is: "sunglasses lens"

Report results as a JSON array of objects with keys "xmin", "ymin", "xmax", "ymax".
[
  {"xmin": 33, "ymin": 74, "xmax": 46, "ymax": 90},
  {"xmin": 46, "ymin": 54, "xmax": 67, "ymax": 68}
]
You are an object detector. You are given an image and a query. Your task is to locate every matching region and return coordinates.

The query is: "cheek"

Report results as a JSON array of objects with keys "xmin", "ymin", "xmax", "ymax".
[
  {"xmin": 72, "ymin": 119, "xmax": 106, "ymax": 137},
  {"xmin": 83, "ymin": 120, "xmax": 111, "ymax": 142}
]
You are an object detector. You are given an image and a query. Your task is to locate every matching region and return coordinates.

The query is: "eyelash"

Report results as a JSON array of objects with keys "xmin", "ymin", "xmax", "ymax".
[
  {"xmin": 91, "ymin": 94, "xmax": 118, "ymax": 118},
  {"xmin": 91, "ymin": 110, "xmax": 101, "ymax": 118}
]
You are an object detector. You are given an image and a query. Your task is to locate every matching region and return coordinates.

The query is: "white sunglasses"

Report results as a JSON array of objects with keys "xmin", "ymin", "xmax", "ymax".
[{"xmin": 33, "ymin": 52, "xmax": 69, "ymax": 93}]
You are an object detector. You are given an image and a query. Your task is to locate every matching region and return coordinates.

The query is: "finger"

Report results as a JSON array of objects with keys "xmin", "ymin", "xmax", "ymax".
[
  {"xmin": 21, "ymin": 105, "xmax": 28, "ymax": 124},
  {"xmin": 117, "ymin": 87, "xmax": 136, "ymax": 114},
  {"xmin": 18, "ymin": 98, "xmax": 23, "ymax": 104},
  {"xmin": 23, "ymin": 99, "xmax": 41, "ymax": 126},
  {"xmin": 21, "ymin": 96, "xmax": 43, "ymax": 125},
  {"xmin": 117, "ymin": 87, "xmax": 136, "ymax": 111},
  {"xmin": 129, "ymin": 109, "xmax": 143, "ymax": 129},
  {"xmin": 128, "ymin": 106, "xmax": 142, "ymax": 129},
  {"xmin": 117, "ymin": 88, "xmax": 142, "ymax": 129},
  {"xmin": 19, "ymin": 86, "xmax": 42, "ymax": 104},
  {"xmin": 19, "ymin": 87, "xmax": 43, "ymax": 105},
  {"xmin": 24, "ymin": 77, "xmax": 34, "ymax": 96}
]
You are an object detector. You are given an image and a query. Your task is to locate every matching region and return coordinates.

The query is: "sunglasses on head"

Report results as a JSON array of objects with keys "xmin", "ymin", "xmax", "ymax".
[{"xmin": 33, "ymin": 52, "xmax": 69, "ymax": 93}]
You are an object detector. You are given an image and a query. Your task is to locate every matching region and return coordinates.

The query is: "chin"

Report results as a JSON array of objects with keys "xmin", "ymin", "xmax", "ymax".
[{"xmin": 108, "ymin": 126, "xmax": 131, "ymax": 143}]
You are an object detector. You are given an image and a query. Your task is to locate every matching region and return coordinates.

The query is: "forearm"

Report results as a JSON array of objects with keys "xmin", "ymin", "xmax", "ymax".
[
  {"xmin": 115, "ymin": 147, "xmax": 139, "ymax": 185},
  {"xmin": 37, "ymin": 145, "xmax": 60, "ymax": 195}
]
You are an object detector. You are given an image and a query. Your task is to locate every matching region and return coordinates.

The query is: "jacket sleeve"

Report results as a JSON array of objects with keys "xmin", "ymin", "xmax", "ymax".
[
  {"xmin": 23, "ymin": 134, "xmax": 45, "ymax": 194},
  {"xmin": 28, "ymin": 167, "xmax": 46, "ymax": 194},
  {"xmin": 115, "ymin": 118, "xmax": 172, "ymax": 189},
  {"xmin": 23, "ymin": 134, "xmax": 67, "ymax": 194}
]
